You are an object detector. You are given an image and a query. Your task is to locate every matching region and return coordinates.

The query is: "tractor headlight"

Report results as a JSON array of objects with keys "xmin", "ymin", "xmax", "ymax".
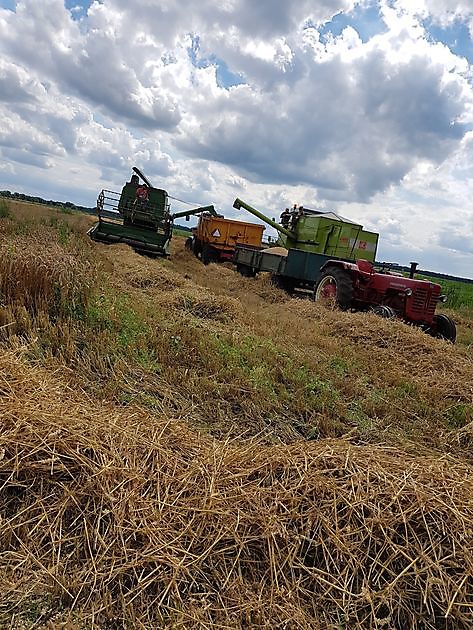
[
  {"xmin": 405, "ymin": 288, "xmax": 413, "ymax": 297},
  {"xmin": 439, "ymin": 294, "xmax": 448, "ymax": 303}
]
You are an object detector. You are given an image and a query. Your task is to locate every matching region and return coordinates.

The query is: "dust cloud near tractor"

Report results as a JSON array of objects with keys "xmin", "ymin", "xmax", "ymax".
[{"xmin": 88, "ymin": 167, "xmax": 216, "ymax": 257}]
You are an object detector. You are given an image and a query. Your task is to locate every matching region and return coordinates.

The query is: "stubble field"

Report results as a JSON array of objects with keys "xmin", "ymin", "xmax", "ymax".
[{"xmin": 0, "ymin": 200, "xmax": 472, "ymax": 629}]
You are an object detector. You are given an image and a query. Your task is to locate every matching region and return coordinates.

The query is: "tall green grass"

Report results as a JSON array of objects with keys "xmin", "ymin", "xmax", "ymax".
[
  {"xmin": 416, "ymin": 274, "xmax": 473, "ymax": 308},
  {"xmin": 437, "ymin": 278, "xmax": 473, "ymax": 308}
]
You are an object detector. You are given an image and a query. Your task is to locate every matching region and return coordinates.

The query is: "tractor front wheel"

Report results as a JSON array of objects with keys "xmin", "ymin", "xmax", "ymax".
[
  {"xmin": 314, "ymin": 267, "xmax": 353, "ymax": 310},
  {"xmin": 431, "ymin": 314, "xmax": 457, "ymax": 343},
  {"xmin": 372, "ymin": 305, "xmax": 397, "ymax": 318}
]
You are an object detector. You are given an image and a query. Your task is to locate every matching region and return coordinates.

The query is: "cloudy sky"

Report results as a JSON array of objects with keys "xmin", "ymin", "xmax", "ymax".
[{"xmin": 1, "ymin": 0, "xmax": 473, "ymax": 276}]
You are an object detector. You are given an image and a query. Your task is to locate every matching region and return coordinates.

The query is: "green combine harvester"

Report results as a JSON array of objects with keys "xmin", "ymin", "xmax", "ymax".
[
  {"xmin": 235, "ymin": 199, "xmax": 379, "ymax": 261},
  {"xmin": 88, "ymin": 167, "xmax": 216, "ymax": 256}
]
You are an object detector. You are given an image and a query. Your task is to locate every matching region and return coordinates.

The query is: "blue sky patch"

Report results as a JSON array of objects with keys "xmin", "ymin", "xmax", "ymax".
[
  {"xmin": 188, "ymin": 35, "xmax": 244, "ymax": 89},
  {"xmin": 0, "ymin": 0, "xmax": 16, "ymax": 10},
  {"xmin": 0, "ymin": 1, "xmax": 92, "ymax": 17},
  {"xmin": 425, "ymin": 18, "xmax": 473, "ymax": 64},
  {"xmin": 65, "ymin": 0, "xmax": 93, "ymax": 20},
  {"xmin": 214, "ymin": 57, "xmax": 245, "ymax": 89},
  {"xmin": 318, "ymin": 2, "xmax": 386, "ymax": 43}
]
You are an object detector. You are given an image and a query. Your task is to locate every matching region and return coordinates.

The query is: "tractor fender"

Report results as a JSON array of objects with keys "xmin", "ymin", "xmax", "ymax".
[
  {"xmin": 319, "ymin": 259, "xmax": 374, "ymax": 277},
  {"xmin": 319, "ymin": 260, "xmax": 359, "ymax": 274}
]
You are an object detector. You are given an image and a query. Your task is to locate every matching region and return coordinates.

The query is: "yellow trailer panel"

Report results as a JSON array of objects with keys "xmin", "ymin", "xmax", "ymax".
[
  {"xmin": 197, "ymin": 215, "xmax": 265, "ymax": 248},
  {"xmin": 189, "ymin": 215, "xmax": 265, "ymax": 264}
]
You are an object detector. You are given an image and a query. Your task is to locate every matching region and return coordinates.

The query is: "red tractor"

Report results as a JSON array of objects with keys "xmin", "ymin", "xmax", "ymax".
[
  {"xmin": 314, "ymin": 260, "xmax": 456, "ymax": 342},
  {"xmin": 231, "ymin": 198, "xmax": 457, "ymax": 342}
]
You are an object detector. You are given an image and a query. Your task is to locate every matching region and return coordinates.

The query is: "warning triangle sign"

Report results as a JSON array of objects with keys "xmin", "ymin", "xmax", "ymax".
[{"xmin": 211, "ymin": 229, "xmax": 221, "ymax": 237}]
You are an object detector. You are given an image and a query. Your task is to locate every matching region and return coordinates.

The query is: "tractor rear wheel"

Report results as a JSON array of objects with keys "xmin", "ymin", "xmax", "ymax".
[
  {"xmin": 432, "ymin": 314, "xmax": 457, "ymax": 343},
  {"xmin": 314, "ymin": 267, "xmax": 353, "ymax": 310}
]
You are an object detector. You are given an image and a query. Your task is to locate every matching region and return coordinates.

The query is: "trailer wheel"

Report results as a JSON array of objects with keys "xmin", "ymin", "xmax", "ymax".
[
  {"xmin": 236, "ymin": 264, "xmax": 256, "ymax": 277},
  {"xmin": 201, "ymin": 244, "xmax": 214, "ymax": 265},
  {"xmin": 193, "ymin": 239, "xmax": 202, "ymax": 257},
  {"xmin": 271, "ymin": 274, "xmax": 295, "ymax": 294},
  {"xmin": 314, "ymin": 267, "xmax": 353, "ymax": 310},
  {"xmin": 432, "ymin": 314, "xmax": 456, "ymax": 343},
  {"xmin": 185, "ymin": 237, "xmax": 193, "ymax": 251}
]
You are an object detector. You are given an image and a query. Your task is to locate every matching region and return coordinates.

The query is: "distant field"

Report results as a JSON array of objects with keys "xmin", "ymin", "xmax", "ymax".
[
  {"xmin": 173, "ymin": 226, "xmax": 193, "ymax": 238},
  {"xmin": 419, "ymin": 274, "xmax": 473, "ymax": 308}
]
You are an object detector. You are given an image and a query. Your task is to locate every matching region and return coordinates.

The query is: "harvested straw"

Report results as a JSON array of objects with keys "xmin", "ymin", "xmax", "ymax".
[
  {"xmin": 159, "ymin": 286, "xmax": 242, "ymax": 322},
  {"xmin": 0, "ymin": 349, "xmax": 472, "ymax": 629},
  {"xmin": 260, "ymin": 246, "xmax": 288, "ymax": 256},
  {"xmin": 122, "ymin": 257, "xmax": 186, "ymax": 291}
]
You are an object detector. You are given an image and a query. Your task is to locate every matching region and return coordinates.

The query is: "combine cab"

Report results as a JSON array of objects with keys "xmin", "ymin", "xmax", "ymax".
[
  {"xmin": 232, "ymin": 198, "xmax": 456, "ymax": 342},
  {"xmin": 88, "ymin": 167, "xmax": 216, "ymax": 257}
]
